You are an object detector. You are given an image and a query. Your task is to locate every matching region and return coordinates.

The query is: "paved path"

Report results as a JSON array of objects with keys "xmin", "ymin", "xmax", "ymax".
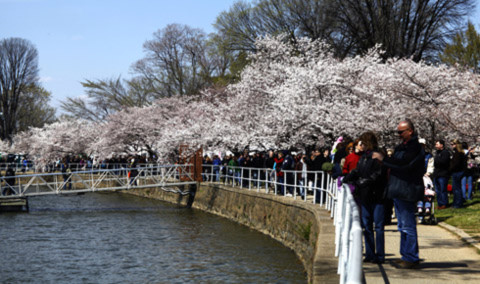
[{"xmin": 363, "ymin": 222, "xmax": 480, "ymax": 283}]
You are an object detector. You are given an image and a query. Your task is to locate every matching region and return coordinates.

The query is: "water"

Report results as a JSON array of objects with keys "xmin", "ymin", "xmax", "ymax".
[{"xmin": 0, "ymin": 193, "xmax": 306, "ymax": 283}]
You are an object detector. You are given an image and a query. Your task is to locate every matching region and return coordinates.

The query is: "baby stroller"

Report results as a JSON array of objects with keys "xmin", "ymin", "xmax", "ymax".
[{"xmin": 416, "ymin": 176, "xmax": 437, "ymax": 225}]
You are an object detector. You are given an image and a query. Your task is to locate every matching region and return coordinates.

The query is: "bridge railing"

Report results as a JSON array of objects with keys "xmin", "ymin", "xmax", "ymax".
[
  {"xmin": 0, "ymin": 162, "xmax": 32, "ymax": 173},
  {"xmin": 0, "ymin": 162, "xmax": 170, "ymax": 173},
  {"xmin": 0, "ymin": 164, "xmax": 196, "ymax": 198}
]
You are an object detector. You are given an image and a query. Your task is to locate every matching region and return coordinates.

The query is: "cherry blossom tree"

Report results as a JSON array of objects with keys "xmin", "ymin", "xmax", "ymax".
[
  {"xmin": 10, "ymin": 35, "xmax": 480, "ymax": 165},
  {"xmin": 12, "ymin": 120, "xmax": 98, "ymax": 166}
]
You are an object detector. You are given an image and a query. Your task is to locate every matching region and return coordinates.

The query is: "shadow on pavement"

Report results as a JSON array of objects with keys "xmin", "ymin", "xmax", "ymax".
[{"xmin": 418, "ymin": 262, "xmax": 469, "ymax": 269}]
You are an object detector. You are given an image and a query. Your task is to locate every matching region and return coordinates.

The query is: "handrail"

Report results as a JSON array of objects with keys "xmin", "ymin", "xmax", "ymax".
[
  {"xmin": 0, "ymin": 162, "xmax": 166, "ymax": 173},
  {"xmin": 201, "ymin": 164, "xmax": 337, "ymax": 210},
  {"xmin": 335, "ymin": 183, "xmax": 363, "ymax": 284},
  {"xmin": 0, "ymin": 164, "xmax": 196, "ymax": 198}
]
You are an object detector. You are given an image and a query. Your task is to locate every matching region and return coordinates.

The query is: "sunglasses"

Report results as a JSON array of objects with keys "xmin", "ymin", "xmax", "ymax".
[{"xmin": 397, "ymin": 129, "xmax": 408, "ymax": 135}]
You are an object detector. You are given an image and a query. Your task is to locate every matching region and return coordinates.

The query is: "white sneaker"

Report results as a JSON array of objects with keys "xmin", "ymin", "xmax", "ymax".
[
  {"xmin": 425, "ymin": 208, "xmax": 430, "ymax": 214},
  {"xmin": 286, "ymin": 193, "xmax": 293, "ymax": 197},
  {"xmin": 418, "ymin": 208, "xmax": 422, "ymax": 213}
]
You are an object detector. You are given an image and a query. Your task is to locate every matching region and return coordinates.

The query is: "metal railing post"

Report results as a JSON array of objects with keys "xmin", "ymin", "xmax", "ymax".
[
  {"xmin": 265, "ymin": 170, "xmax": 269, "ymax": 193},
  {"xmin": 304, "ymin": 175, "xmax": 307, "ymax": 202},
  {"xmin": 257, "ymin": 169, "xmax": 261, "ymax": 191},
  {"xmin": 321, "ymin": 172, "xmax": 326, "ymax": 206},
  {"xmin": 274, "ymin": 174, "xmax": 277, "ymax": 195},
  {"xmin": 294, "ymin": 172, "xmax": 297, "ymax": 200},
  {"xmin": 239, "ymin": 167, "xmax": 243, "ymax": 188}
]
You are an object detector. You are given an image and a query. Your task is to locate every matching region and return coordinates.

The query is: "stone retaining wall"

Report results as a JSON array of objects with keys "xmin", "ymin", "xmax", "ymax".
[{"xmin": 127, "ymin": 183, "xmax": 339, "ymax": 284}]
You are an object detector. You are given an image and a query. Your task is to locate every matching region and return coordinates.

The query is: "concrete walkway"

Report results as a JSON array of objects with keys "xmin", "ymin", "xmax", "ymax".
[{"xmin": 363, "ymin": 222, "xmax": 480, "ymax": 283}]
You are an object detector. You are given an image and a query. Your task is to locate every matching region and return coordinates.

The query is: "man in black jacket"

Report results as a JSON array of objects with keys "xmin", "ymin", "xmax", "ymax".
[
  {"xmin": 433, "ymin": 140, "xmax": 450, "ymax": 209},
  {"xmin": 380, "ymin": 119, "xmax": 424, "ymax": 269}
]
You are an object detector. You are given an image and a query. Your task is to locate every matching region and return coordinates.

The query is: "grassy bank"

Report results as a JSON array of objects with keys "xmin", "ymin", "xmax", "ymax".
[{"xmin": 435, "ymin": 193, "xmax": 480, "ymax": 241}]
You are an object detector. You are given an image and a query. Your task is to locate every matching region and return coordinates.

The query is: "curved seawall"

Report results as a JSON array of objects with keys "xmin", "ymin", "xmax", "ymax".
[{"xmin": 127, "ymin": 183, "xmax": 339, "ymax": 283}]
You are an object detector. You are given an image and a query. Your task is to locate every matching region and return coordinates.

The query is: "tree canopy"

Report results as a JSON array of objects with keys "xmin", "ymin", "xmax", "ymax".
[
  {"xmin": 60, "ymin": 1, "xmax": 477, "ymax": 121},
  {"xmin": 0, "ymin": 37, "xmax": 55, "ymax": 141},
  {"xmin": 440, "ymin": 21, "xmax": 480, "ymax": 73},
  {"xmin": 214, "ymin": 0, "xmax": 476, "ymax": 61},
  {"xmin": 14, "ymin": 36, "xmax": 480, "ymax": 164}
]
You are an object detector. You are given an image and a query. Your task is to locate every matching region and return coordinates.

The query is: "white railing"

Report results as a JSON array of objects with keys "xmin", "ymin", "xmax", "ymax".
[
  {"xmin": 202, "ymin": 164, "xmax": 362, "ymax": 284},
  {"xmin": 0, "ymin": 162, "xmax": 165, "ymax": 173},
  {"xmin": 0, "ymin": 164, "xmax": 196, "ymax": 198},
  {"xmin": 0, "ymin": 162, "xmax": 33, "ymax": 173},
  {"xmin": 335, "ymin": 183, "xmax": 363, "ymax": 284},
  {"xmin": 202, "ymin": 164, "xmax": 337, "ymax": 213}
]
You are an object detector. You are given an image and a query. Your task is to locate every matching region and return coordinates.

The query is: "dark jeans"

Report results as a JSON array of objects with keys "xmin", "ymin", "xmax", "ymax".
[
  {"xmin": 276, "ymin": 176, "xmax": 284, "ymax": 195},
  {"xmin": 130, "ymin": 176, "xmax": 138, "ymax": 186},
  {"xmin": 63, "ymin": 175, "xmax": 72, "ymax": 190},
  {"xmin": 361, "ymin": 202, "xmax": 385, "ymax": 262},
  {"xmin": 394, "ymin": 198, "xmax": 419, "ymax": 263},
  {"xmin": 434, "ymin": 176, "xmax": 448, "ymax": 207},
  {"xmin": 461, "ymin": 175, "xmax": 473, "ymax": 200},
  {"xmin": 252, "ymin": 171, "xmax": 260, "ymax": 187},
  {"xmin": 451, "ymin": 171, "xmax": 464, "ymax": 208},
  {"xmin": 285, "ymin": 173, "xmax": 294, "ymax": 195}
]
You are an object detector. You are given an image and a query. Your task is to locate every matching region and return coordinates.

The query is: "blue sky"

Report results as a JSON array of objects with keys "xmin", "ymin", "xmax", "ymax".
[
  {"xmin": 1, "ymin": 0, "xmax": 242, "ymax": 112},
  {"xmin": 1, "ymin": 0, "xmax": 479, "ymax": 115}
]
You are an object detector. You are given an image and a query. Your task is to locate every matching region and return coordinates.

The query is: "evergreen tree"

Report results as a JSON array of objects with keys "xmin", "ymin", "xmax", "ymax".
[{"xmin": 440, "ymin": 22, "xmax": 480, "ymax": 73}]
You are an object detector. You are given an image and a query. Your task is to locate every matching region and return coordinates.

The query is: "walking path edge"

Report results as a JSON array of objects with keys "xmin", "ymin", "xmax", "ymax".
[{"xmin": 438, "ymin": 222, "xmax": 480, "ymax": 252}]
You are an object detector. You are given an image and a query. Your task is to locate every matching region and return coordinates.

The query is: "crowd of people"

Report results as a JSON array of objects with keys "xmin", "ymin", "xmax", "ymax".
[
  {"xmin": 340, "ymin": 120, "xmax": 477, "ymax": 269},
  {"xmin": 2, "ymin": 121, "xmax": 478, "ymax": 269},
  {"xmin": 201, "ymin": 119, "xmax": 478, "ymax": 270},
  {"xmin": 202, "ymin": 147, "xmax": 336, "ymax": 196}
]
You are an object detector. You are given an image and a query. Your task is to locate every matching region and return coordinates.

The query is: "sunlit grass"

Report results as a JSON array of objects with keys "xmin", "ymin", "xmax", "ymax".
[{"xmin": 434, "ymin": 192, "xmax": 480, "ymax": 240}]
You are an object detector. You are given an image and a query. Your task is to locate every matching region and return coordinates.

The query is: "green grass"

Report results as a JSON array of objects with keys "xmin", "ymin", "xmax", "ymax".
[{"xmin": 434, "ymin": 193, "xmax": 480, "ymax": 240}]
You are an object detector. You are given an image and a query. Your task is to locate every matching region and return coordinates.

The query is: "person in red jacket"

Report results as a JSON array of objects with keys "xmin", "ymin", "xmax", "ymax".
[
  {"xmin": 274, "ymin": 152, "xmax": 285, "ymax": 194},
  {"xmin": 343, "ymin": 140, "xmax": 362, "ymax": 175}
]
